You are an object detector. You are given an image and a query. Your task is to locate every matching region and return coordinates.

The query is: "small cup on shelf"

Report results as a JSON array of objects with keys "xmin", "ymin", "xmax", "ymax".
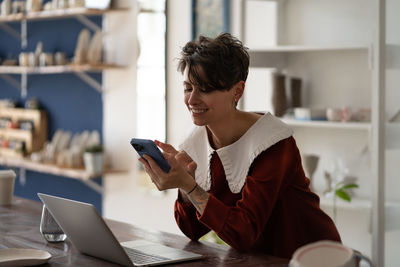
[
  {"xmin": 54, "ymin": 52, "xmax": 68, "ymax": 65},
  {"xmin": 12, "ymin": 1, "xmax": 26, "ymax": 14},
  {"xmin": 326, "ymin": 108, "xmax": 342, "ymax": 122},
  {"xmin": 28, "ymin": 52, "xmax": 38, "ymax": 67},
  {"xmin": 39, "ymin": 53, "xmax": 54, "ymax": 67},
  {"xmin": 19, "ymin": 52, "xmax": 30, "ymax": 67},
  {"xmin": 26, "ymin": 0, "xmax": 42, "ymax": 12}
]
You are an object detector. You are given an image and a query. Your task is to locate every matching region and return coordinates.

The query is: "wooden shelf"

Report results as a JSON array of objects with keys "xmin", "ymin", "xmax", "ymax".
[
  {"xmin": 0, "ymin": 147, "xmax": 23, "ymax": 158},
  {"xmin": 0, "ymin": 155, "xmax": 123, "ymax": 180},
  {"xmin": 0, "ymin": 107, "xmax": 47, "ymax": 152},
  {"xmin": 248, "ymin": 44, "xmax": 369, "ymax": 53},
  {"xmin": 0, "ymin": 8, "xmax": 128, "ymax": 23},
  {"xmin": 0, "ymin": 64, "xmax": 124, "ymax": 74},
  {"xmin": 282, "ymin": 118, "xmax": 371, "ymax": 130}
]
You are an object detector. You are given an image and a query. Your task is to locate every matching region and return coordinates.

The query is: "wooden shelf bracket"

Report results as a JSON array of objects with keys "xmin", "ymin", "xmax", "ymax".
[
  {"xmin": 0, "ymin": 20, "xmax": 27, "ymax": 49},
  {"xmin": 0, "ymin": 73, "xmax": 28, "ymax": 98},
  {"xmin": 0, "ymin": 73, "xmax": 22, "ymax": 92},
  {"xmin": 74, "ymin": 71, "xmax": 103, "ymax": 93},
  {"xmin": 74, "ymin": 14, "xmax": 101, "ymax": 32},
  {"xmin": 0, "ymin": 22, "xmax": 21, "ymax": 42}
]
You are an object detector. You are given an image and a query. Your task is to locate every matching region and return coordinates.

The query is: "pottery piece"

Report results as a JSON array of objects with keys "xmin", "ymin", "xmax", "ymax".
[
  {"xmin": 1, "ymin": 0, "xmax": 11, "ymax": 16},
  {"xmin": 74, "ymin": 29, "xmax": 90, "ymax": 64},
  {"xmin": 326, "ymin": 107, "xmax": 342, "ymax": 122},
  {"xmin": 87, "ymin": 31, "xmax": 103, "ymax": 65},
  {"xmin": 271, "ymin": 73, "xmax": 287, "ymax": 117},
  {"xmin": 39, "ymin": 53, "xmax": 54, "ymax": 66},
  {"xmin": 290, "ymin": 77, "xmax": 302, "ymax": 108}
]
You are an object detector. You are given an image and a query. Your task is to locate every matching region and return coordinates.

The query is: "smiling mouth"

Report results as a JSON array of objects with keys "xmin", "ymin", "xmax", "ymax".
[{"xmin": 191, "ymin": 108, "xmax": 208, "ymax": 114}]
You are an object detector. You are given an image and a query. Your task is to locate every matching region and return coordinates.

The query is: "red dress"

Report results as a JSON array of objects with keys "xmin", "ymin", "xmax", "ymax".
[{"xmin": 174, "ymin": 137, "xmax": 341, "ymax": 259}]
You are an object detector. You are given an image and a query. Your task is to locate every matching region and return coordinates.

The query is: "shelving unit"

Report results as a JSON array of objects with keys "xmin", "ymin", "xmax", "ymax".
[
  {"xmin": 282, "ymin": 119, "xmax": 371, "ymax": 130},
  {"xmin": 0, "ymin": 8, "xmax": 128, "ymax": 96},
  {"xmin": 238, "ymin": 0, "xmax": 398, "ymax": 264},
  {"xmin": 0, "ymin": 7, "xmax": 129, "ymax": 197}
]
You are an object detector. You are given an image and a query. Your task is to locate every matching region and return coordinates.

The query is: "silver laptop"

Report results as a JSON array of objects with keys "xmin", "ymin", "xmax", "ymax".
[{"xmin": 37, "ymin": 193, "xmax": 203, "ymax": 266}]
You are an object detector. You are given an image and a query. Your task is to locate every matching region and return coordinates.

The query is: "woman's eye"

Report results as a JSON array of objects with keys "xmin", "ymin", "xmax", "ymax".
[{"xmin": 184, "ymin": 87, "xmax": 192, "ymax": 92}]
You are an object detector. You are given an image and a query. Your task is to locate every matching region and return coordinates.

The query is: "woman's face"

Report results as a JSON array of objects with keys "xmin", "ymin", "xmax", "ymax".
[{"xmin": 183, "ymin": 67, "xmax": 237, "ymax": 127}]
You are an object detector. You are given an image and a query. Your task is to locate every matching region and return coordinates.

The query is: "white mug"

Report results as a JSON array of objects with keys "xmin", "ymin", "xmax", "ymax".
[
  {"xmin": 290, "ymin": 240, "xmax": 372, "ymax": 267},
  {"xmin": 0, "ymin": 170, "xmax": 16, "ymax": 205}
]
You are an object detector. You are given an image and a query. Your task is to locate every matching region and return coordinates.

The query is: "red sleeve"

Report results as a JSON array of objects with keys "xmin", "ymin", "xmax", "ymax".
[
  {"xmin": 174, "ymin": 190, "xmax": 210, "ymax": 240},
  {"xmin": 197, "ymin": 138, "xmax": 296, "ymax": 252}
]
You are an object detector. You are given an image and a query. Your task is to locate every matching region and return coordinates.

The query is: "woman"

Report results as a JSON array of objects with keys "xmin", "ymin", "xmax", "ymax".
[{"xmin": 138, "ymin": 33, "xmax": 341, "ymax": 259}]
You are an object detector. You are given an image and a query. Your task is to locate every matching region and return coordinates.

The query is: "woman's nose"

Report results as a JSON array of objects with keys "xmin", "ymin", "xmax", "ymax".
[{"xmin": 188, "ymin": 90, "xmax": 200, "ymax": 105}]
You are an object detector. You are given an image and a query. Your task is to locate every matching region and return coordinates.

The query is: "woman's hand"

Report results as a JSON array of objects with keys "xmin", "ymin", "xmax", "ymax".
[
  {"xmin": 138, "ymin": 140, "xmax": 197, "ymax": 193},
  {"xmin": 155, "ymin": 140, "xmax": 197, "ymax": 177}
]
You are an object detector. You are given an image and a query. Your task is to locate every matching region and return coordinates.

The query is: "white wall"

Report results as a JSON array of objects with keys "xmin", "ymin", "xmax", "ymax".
[
  {"xmin": 103, "ymin": 1, "xmax": 138, "ymax": 174},
  {"xmin": 166, "ymin": 0, "xmax": 193, "ymax": 147}
]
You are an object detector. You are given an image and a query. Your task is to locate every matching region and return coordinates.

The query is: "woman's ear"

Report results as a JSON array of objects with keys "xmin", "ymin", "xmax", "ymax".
[{"xmin": 234, "ymin": 81, "xmax": 245, "ymax": 103}]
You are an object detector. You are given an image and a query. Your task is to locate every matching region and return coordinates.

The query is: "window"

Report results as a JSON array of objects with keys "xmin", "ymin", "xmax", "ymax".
[{"xmin": 136, "ymin": 0, "xmax": 166, "ymax": 141}]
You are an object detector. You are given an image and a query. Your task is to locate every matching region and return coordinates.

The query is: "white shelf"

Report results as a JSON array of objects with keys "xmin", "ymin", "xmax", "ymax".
[
  {"xmin": 319, "ymin": 195, "xmax": 400, "ymax": 210},
  {"xmin": 282, "ymin": 119, "xmax": 371, "ymax": 130},
  {"xmin": 319, "ymin": 195, "xmax": 371, "ymax": 210},
  {"xmin": 248, "ymin": 44, "xmax": 369, "ymax": 53}
]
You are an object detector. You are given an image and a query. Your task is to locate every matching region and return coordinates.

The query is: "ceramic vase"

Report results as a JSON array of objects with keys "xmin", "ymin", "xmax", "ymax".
[
  {"xmin": 83, "ymin": 152, "xmax": 103, "ymax": 176},
  {"xmin": 271, "ymin": 73, "xmax": 288, "ymax": 117},
  {"xmin": 290, "ymin": 77, "xmax": 302, "ymax": 108}
]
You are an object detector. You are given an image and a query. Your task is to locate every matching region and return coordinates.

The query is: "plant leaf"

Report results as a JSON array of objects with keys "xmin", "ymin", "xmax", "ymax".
[
  {"xmin": 340, "ymin": 183, "xmax": 359, "ymax": 190},
  {"xmin": 335, "ymin": 189, "xmax": 351, "ymax": 202},
  {"xmin": 334, "ymin": 181, "xmax": 345, "ymax": 190}
]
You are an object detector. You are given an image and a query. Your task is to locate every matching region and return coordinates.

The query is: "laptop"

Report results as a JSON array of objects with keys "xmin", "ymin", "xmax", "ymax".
[{"xmin": 37, "ymin": 193, "xmax": 203, "ymax": 266}]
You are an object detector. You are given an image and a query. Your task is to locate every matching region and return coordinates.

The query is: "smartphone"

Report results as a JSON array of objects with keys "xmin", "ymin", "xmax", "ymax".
[{"xmin": 130, "ymin": 138, "xmax": 171, "ymax": 173}]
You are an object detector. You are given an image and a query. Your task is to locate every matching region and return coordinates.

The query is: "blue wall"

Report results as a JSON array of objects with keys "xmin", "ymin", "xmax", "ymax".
[{"xmin": 0, "ymin": 9, "xmax": 103, "ymax": 212}]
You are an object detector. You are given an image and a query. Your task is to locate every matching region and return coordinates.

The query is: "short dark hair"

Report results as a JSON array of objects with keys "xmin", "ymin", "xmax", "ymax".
[{"xmin": 178, "ymin": 33, "xmax": 249, "ymax": 92}]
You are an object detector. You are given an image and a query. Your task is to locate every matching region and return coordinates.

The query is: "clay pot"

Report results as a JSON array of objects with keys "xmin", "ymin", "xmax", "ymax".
[
  {"xmin": 272, "ymin": 73, "xmax": 288, "ymax": 117},
  {"xmin": 290, "ymin": 77, "xmax": 302, "ymax": 108}
]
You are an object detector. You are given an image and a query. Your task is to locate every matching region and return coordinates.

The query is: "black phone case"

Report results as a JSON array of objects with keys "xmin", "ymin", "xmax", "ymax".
[{"xmin": 130, "ymin": 138, "xmax": 171, "ymax": 173}]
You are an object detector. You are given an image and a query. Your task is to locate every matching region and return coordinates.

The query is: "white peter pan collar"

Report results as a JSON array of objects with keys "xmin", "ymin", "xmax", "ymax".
[{"xmin": 179, "ymin": 113, "xmax": 293, "ymax": 193}]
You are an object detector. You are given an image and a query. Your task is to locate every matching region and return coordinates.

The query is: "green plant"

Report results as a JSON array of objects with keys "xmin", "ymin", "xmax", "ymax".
[
  {"xmin": 333, "ymin": 181, "xmax": 359, "ymax": 222},
  {"xmin": 84, "ymin": 144, "xmax": 103, "ymax": 153}
]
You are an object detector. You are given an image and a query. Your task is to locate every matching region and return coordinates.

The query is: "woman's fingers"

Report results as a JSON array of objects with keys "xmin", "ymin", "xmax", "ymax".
[
  {"xmin": 155, "ymin": 140, "xmax": 178, "ymax": 155},
  {"xmin": 175, "ymin": 151, "xmax": 197, "ymax": 175},
  {"xmin": 142, "ymin": 154, "xmax": 172, "ymax": 184},
  {"xmin": 138, "ymin": 157, "xmax": 158, "ymax": 184}
]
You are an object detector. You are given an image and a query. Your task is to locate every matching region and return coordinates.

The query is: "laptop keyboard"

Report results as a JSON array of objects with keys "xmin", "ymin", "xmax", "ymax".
[{"xmin": 123, "ymin": 247, "xmax": 170, "ymax": 265}]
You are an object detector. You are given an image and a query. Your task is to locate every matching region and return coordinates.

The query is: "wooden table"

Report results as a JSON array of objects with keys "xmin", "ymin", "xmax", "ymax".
[{"xmin": 0, "ymin": 197, "xmax": 289, "ymax": 266}]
